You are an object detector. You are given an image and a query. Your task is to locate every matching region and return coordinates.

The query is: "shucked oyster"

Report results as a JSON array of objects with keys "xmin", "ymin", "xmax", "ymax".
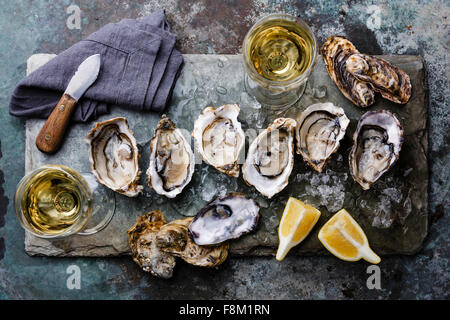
[
  {"xmin": 349, "ymin": 110, "xmax": 403, "ymax": 190},
  {"xmin": 242, "ymin": 118, "xmax": 296, "ymax": 198},
  {"xmin": 188, "ymin": 193, "xmax": 260, "ymax": 245},
  {"xmin": 147, "ymin": 115, "xmax": 194, "ymax": 198},
  {"xmin": 156, "ymin": 217, "xmax": 229, "ymax": 267},
  {"xmin": 86, "ymin": 117, "xmax": 142, "ymax": 197},
  {"xmin": 296, "ymin": 102, "xmax": 349, "ymax": 172},
  {"xmin": 321, "ymin": 36, "xmax": 411, "ymax": 107},
  {"xmin": 128, "ymin": 211, "xmax": 229, "ymax": 278},
  {"xmin": 192, "ymin": 104, "xmax": 245, "ymax": 177},
  {"xmin": 127, "ymin": 210, "xmax": 175, "ymax": 279}
]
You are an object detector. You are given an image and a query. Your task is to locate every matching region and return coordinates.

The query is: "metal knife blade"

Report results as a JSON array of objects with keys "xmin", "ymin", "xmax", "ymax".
[{"xmin": 65, "ymin": 54, "xmax": 101, "ymax": 101}]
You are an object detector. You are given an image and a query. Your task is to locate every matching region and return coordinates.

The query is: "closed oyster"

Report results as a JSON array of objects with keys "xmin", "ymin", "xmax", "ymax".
[
  {"xmin": 156, "ymin": 217, "xmax": 229, "ymax": 267},
  {"xmin": 147, "ymin": 115, "xmax": 194, "ymax": 198},
  {"xmin": 321, "ymin": 36, "xmax": 411, "ymax": 107},
  {"xmin": 349, "ymin": 110, "xmax": 403, "ymax": 190},
  {"xmin": 127, "ymin": 210, "xmax": 176, "ymax": 279},
  {"xmin": 296, "ymin": 102, "xmax": 350, "ymax": 172},
  {"xmin": 321, "ymin": 36, "xmax": 375, "ymax": 107},
  {"xmin": 242, "ymin": 118, "xmax": 296, "ymax": 198},
  {"xmin": 188, "ymin": 193, "xmax": 260, "ymax": 245},
  {"xmin": 86, "ymin": 117, "xmax": 142, "ymax": 197},
  {"xmin": 346, "ymin": 53, "xmax": 411, "ymax": 104},
  {"xmin": 192, "ymin": 104, "xmax": 245, "ymax": 177}
]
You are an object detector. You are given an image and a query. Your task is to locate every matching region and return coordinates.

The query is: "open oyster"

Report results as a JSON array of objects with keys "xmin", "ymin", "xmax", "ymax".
[
  {"xmin": 192, "ymin": 104, "xmax": 245, "ymax": 177},
  {"xmin": 349, "ymin": 110, "xmax": 403, "ymax": 190},
  {"xmin": 188, "ymin": 193, "xmax": 260, "ymax": 245},
  {"xmin": 147, "ymin": 115, "xmax": 194, "ymax": 198},
  {"xmin": 296, "ymin": 102, "xmax": 350, "ymax": 172},
  {"xmin": 156, "ymin": 217, "xmax": 229, "ymax": 267},
  {"xmin": 127, "ymin": 210, "xmax": 176, "ymax": 279},
  {"xmin": 242, "ymin": 118, "xmax": 296, "ymax": 198},
  {"xmin": 321, "ymin": 36, "xmax": 411, "ymax": 107},
  {"xmin": 86, "ymin": 117, "xmax": 142, "ymax": 197}
]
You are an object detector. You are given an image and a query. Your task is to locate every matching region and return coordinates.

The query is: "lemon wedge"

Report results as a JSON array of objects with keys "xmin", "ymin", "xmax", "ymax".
[
  {"xmin": 276, "ymin": 197, "xmax": 321, "ymax": 261},
  {"xmin": 318, "ymin": 209, "xmax": 380, "ymax": 264}
]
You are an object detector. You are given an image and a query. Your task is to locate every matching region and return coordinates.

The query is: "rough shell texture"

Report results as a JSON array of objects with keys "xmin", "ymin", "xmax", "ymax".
[
  {"xmin": 242, "ymin": 118, "xmax": 296, "ymax": 199},
  {"xmin": 192, "ymin": 104, "xmax": 245, "ymax": 177},
  {"xmin": 156, "ymin": 217, "xmax": 229, "ymax": 267},
  {"xmin": 127, "ymin": 210, "xmax": 176, "ymax": 279},
  {"xmin": 86, "ymin": 117, "xmax": 142, "ymax": 197},
  {"xmin": 346, "ymin": 53, "xmax": 411, "ymax": 104},
  {"xmin": 321, "ymin": 36, "xmax": 411, "ymax": 107},
  {"xmin": 147, "ymin": 115, "xmax": 194, "ymax": 198},
  {"xmin": 296, "ymin": 102, "xmax": 350, "ymax": 172},
  {"xmin": 349, "ymin": 110, "xmax": 404, "ymax": 190},
  {"xmin": 321, "ymin": 36, "xmax": 375, "ymax": 107},
  {"xmin": 188, "ymin": 193, "xmax": 260, "ymax": 245}
]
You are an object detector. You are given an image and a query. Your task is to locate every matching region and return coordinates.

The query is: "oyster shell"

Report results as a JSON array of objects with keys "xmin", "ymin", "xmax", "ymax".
[
  {"xmin": 188, "ymin": 193, "xmax": 260, "ymax": 245},
  {"xmin": 156, "ymin": 217, "xmax": 229, "ymax": 267},
  {"xmin": 349, "ymin": 110, "xmax": 403, "ymax": 190},
  {"xmin": 321, "ymin": 36, "xmax": 411, "ymax": 107},
  {"xmin": 346, "ymin": 53, "xmax": 411, "ymax": 104},
  {"xmin": 242, "ymin": 118, "xmax": 296, "ymax": 198},
  {"xmin": 127, "ymin": 210, "xmax": 176, "ymax": 279},
  {"xmin": 86, "ymin": 117, "xmax": 142, "ymax": 197},
  {"xmin": 296, "ymin": 102, "xmax": 350, "ymax": 172},
  {"xmin": 192, "ymin": 104, "xmax": 245, "ymax": 177},
  {"xmin": 147, "ymin": 115, "xmax": 194, "ymax": 198},
  {"xmin": 321, "ymin": 36, "xmax": 375, "ymax": 107}
]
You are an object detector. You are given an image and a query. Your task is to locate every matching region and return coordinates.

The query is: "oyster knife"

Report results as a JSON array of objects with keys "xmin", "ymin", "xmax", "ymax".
[{"xmin": 35, "ymin": 54, "xmax": 101, "ymax": 154}]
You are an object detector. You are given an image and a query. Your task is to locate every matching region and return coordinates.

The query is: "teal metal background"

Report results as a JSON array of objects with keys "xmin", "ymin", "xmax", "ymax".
[{"xmin": 0, "ymin": 0, "xmax": 448, "ymax": 299}]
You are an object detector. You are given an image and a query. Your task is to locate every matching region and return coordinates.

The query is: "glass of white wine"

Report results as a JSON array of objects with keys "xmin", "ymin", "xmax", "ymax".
[
  {"xmin": 14, "ymin": 164, "xmax": 115, "ymax": 239},
  {"xmin": 243, "ymin": 14, "xmax": 318, "ymax": 109}
]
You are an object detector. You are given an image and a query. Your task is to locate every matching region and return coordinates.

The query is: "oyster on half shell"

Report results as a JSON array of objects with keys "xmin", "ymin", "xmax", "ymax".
[
  {"xmin": 242, "ymin": 118, "xmax": 296, "ymax": 199},
  {"xmin": 349, "ymin": 110, "xmax": 403, "ymax": 190},
  {"xmin": 86, "ymin": 117, "xmax": 142, "ymax": 197},
  {"xmin": 296, "ymin": 102, "xmax": 350, "ymax": 172},
  {"xmin": 192, "ymin": 104, "xmax": 245, "ymax": 177},
  {"xmin": 188, "ymin": 193, "xmax": 260, "ymax": 245},
  {"xmin": 147, "ymin": 115, "xmax": 194, "ymax": 198}
]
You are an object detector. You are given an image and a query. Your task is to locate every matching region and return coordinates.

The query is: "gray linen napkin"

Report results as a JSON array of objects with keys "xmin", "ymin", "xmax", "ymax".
[{"xmin": 9, "ymin": 10, "xmax": 183, "ymax": 122}]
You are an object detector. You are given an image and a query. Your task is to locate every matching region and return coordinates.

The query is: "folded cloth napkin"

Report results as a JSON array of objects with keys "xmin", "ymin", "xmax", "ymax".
[{"xmin": 9, "ymin": 10, "xmax": 183, "ymax": 122}]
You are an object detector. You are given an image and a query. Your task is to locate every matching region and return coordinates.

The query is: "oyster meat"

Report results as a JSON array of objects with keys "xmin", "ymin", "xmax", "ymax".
[
  {"xmin": 147, "ymin": 115, "xmax": 194, "ymax": 198},
  {"xmin": 349, "ymin": 110, "xmax": 403, "ymax": 190},
  {"xmin": 321, "ymin": 36, "xmax": 411, "ymax": 107},
  {"xmin": 242, "ymin": 118, "xmax": 296, "ymax": 198},
  {"xmin": 188, "ymin": 193, "xmax": 260, "ymax": 245},
  {"xmin": 86, "ymin": 117, "xmax": 142, "ymax": 197},
  {"xmin": 127, "ymin": 210, "xmax": 176, "ymax": 279},
  {"xmin": 192, "ymin": 104, "xmax": 245, "ymax": 177},
  {"xmin": 156, "ymin": 217, "xmax": 229, "ymax": 267},
  {"xmin": 296, "ymin": 102, "xmax": 350, "ymax": 172}
]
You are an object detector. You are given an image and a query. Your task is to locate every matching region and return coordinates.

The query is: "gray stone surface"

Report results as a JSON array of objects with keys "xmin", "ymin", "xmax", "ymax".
[{"xmin": 25, "ymin": 53, "xmax": 428, "ymax": 257}]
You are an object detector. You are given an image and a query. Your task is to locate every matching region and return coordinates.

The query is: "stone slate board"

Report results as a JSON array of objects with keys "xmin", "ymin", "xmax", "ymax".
[{"xmin": 24, "ymin": 54, "xmax": 428, "ymax": 257}]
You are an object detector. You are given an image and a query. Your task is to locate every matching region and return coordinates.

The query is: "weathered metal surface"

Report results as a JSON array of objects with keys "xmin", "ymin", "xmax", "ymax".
[
  {"xmin": 24, "ymin": 53, "xmax": 428, "ymax": 257},
  {"xmin": 0, "ymin": 0, "xmax": 448, "ymax": 300}
]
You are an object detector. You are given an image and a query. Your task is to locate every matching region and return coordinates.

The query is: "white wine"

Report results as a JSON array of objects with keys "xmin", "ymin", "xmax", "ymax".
[
  {"xmin": 21, "ymin": 167, "xmax": 82, "ymax": 235},
  {"xmin": 246, "ymin": 19, "xmax": 315, "ymax": 82}
]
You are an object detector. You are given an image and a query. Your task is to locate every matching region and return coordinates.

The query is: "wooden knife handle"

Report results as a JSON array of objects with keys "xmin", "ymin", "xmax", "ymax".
[{"xmin": 35, "ymin": 94, "xmax": 77, "ymax": 154}]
